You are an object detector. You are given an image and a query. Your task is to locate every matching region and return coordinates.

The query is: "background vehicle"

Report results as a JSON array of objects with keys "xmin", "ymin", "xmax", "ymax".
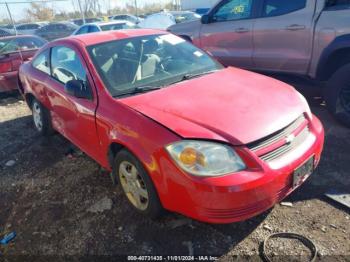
[
  {"xmin": 0, "ymin": 28, "xmax": 12, "ymax": 38},
  {"xmin": 72, "ymin": 21, "xmax": 138, "ymax": 35},
  {"xmin": 169, "ymin": 11, "xmax": 201, "ymax": 23},
  {"xmin": 0, "ymin": 24, "xmax": 16, "ymax": 35},
  {"xmin": 109, "ymin": 14, "xmax": 142, "ymax": 24},
  {"xmin": 0, "ymin": 35, "xmax": 46, "ymax": 92},
  {"xmin": 18, "ymin": 30, "xmax": 324, "ymax": 223},
  {"xmin": 169, "ymin": 0, "xmax": 350, "ymax": 126},
  {"xmin": 138, "ymin": 12, "xmax": 176, "ymax": 29},
  {"xmin": 16, "ymin": 23, "xmax": 47, "ymax": 35},
  {"xmin": 35, "ymin": 22, "xmax": 78, "ymax": 41},
  {"xmin": 71, "ymin": 18, "xmax": 102, "ymax": 26}
]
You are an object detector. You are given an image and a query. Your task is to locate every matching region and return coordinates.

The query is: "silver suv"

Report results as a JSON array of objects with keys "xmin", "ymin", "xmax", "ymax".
[{"xmin": 169, "ymin": 0, "xmax": 350, "ymax": 126}]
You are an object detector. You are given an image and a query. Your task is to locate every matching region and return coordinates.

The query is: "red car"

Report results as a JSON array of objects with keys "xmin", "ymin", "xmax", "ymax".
[
  {"xmin": 0, "ymin": 35, "xmax": 46, "ymax": 93},
  {"xmin": 18, "ymin": 30, "xmax": 324, "ymax": 224}
]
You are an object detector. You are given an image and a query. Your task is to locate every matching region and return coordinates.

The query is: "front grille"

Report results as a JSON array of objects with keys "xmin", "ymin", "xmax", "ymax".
[{"xmin": 248, "ymin": 115, "xmax": 310, "ymax": 162}]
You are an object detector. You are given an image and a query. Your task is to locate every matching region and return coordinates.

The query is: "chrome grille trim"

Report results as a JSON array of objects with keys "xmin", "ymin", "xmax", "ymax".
[
  {"xmin": 248, "ymin": 115, "xmax": 306, "ymax": 152},
  {"xmin": 260, "ymin": 126, "xmax": 310, "ymax": 162},
  {"xmin": 248, "ymin": 115, "xmax": 310, "ymax": 162}
]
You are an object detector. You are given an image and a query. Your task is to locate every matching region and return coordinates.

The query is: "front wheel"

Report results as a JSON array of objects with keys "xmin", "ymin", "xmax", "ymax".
[
  {"xmin": 113, "ymin": 149, "xmax": 163, "ymax": 219},
  {"xmin": 324, "ymin": 63, "xmax": 350, "ymax": 127},
  {"xmin": 31, "ymin": 98, "xmax": 54, "ymax": 136}
]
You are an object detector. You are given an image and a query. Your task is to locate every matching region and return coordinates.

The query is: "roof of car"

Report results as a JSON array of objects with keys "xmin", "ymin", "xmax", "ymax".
[{"xmin": 67, "ymin": 29, "xmax": 165, "ymax": 46}]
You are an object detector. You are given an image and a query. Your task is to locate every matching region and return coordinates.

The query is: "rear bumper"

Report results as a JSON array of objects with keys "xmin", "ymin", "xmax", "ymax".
[
  {"xmin": 0, "ymin": 71, "xmax": 18, "ymax": 93},
  {"xmin": 159, "ymin": 115, "xmax": 324, "ymax": 224}
]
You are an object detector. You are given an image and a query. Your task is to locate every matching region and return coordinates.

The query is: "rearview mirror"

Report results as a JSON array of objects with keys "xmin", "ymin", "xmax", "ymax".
[
  {"xmin": 64, "ymin": 80, "xmax": 91, "ymax": 99},
  {"xmin": 201, "ymin": 14, "xmax": 210, "ymax": 24}
]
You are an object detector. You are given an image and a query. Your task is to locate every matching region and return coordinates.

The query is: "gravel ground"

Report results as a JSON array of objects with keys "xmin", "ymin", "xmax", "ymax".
[{"xmin": 0, "ymin": 89, "xmax": 349, "ymax": 261}]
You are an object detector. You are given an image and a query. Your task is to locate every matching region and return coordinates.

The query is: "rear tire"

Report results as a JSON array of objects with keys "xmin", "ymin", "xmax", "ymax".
[
  {"xmin": 31, "ymin": 98, "xmax": 54, "ymax": 136},
  {"xmin": 113, "ymin": 149, "xmax": 163, "ymax": 219},
  {"xmin": 324, "ymin": 63, "xmax": 350, "ymax": 127}
]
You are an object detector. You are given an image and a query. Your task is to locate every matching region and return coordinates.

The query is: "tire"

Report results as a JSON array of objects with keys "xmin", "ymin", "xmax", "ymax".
[
  {"xmin": 31, "ymin": 98, "xmax": 54, "ymax": 136},
  {"xmin": 324, "ymin": 63, "xmax": 350, "ymax": 127},
  {"xmin": 113, "ymin": 149, "xmax": 163, "ymax": 219}
]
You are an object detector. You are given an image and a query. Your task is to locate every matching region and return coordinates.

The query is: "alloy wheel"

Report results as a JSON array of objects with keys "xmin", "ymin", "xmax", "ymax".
[
  {"xmin": 32, "ymin": 102, "xmax": 43, "ymax": 132},
  {"xmin": 119, "ymin": 161, "xmax": 149, "ymax": 211}
]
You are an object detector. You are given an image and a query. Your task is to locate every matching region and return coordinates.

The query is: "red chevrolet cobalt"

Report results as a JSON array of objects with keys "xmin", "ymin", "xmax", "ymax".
[{"xmin": 18, "ymin": 30, "xmax": 324, "ymax": 223}]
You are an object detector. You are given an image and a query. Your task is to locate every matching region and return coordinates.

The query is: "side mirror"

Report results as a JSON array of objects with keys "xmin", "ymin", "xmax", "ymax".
[
  {"xmin": 64, "ymin": 80, "xmax": 91, "ymax": 99},
  {"xmin": 201, "ymin": 14, "xmax": 210, "ymax": 24}
]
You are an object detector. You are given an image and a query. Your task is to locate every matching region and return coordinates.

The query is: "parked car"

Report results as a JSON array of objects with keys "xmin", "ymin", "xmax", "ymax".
[
  {"xmin": 170, "ymin": 11, "xmax": 201, "ymax": 23},
  {"xmin": 16, "ymin": 23, "xmax": 47, "ymax": 35},
  {"xmin": 109, "ymin": 14, "xmax": 142, "ymax": 24},
  {"xmin": 0, "ymin": 28, "xmax": 12, "ymax": 38},
  {"xmin": 168, "ymin": 0, "xmax": 350, "ymax": 127},
  {"xmin": 72, "ymin": 21, "xmax": 138, "ymax": 35},
  {"xmin": 139, "ymin": 11, "xmax": 201, "ymax": 30},
  {"xmin": 138, "ymin": 12, "xmax": 176, "ymax": 29},
  {"xmin": 71, "ymin": 18, "xmax": 102, "ymax": 26},
  {"xmin": 35, "ymin": 22, "xmax": 78, "ymax": 41},
  {"xmin": 18, "ymin": 30, "xmax": 324, "ymax": 224},
  {"xmin": 0, "ymin": 35, "xmax": 46, "ymax": 92},
  {"xmin": 0, "ymin": 24, "xmax": 16, "ymax": 35}
]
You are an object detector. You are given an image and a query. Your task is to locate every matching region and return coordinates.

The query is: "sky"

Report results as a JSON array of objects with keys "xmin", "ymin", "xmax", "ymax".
[{"xmin": 0, "ymin": 0, "xmax": 171, "ymax": 22}]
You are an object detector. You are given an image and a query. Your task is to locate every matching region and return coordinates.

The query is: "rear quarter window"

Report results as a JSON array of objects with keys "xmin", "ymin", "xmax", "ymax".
[{"xmin": 32, "ymin": 49, "xmax": 51, "ymax": 75}]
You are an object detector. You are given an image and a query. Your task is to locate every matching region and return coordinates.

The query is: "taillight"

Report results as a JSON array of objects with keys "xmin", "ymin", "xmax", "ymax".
[{"xmin": 0, "ymin": 62, "xmax": 12, "ymax": 73}]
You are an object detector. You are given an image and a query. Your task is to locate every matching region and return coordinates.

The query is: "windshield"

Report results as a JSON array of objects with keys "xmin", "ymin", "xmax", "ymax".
[{"xmin": 87, "ymin": 34, "xmax": 223, "ymax": 97}]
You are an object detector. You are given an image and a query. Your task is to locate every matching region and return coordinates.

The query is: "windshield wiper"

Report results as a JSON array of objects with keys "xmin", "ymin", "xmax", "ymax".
[
  {"xmin": 167, "ymin": 70, "xmax": 220, "ymax": 86},
  {"xmin": 182, "ymin": 70, "xmax": 219, "ymax": 81},
  {"xmin": 114, "ymin": 85, "xmax": 161, "ymax": 98}
]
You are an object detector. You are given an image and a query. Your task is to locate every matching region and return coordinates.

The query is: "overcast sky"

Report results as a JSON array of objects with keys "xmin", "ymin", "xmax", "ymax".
[{"xmin": 1, "ymin": 0, "xmax": 171, "ymax": 22}]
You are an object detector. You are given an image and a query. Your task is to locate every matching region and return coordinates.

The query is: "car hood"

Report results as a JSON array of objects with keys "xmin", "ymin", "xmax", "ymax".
[{"xmin": 120, "ymin": 67, "xmax": 307, "ymax": 145}]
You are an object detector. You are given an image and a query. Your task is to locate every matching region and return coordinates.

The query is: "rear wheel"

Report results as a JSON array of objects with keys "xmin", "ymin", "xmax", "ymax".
[
  {"xmin": 31, "ymin": 98, "xmax": 54, "ymax": 136},
  {"xmin": 113, "ymin": 149, "xmax": 163, "ymax": 218},
  {"xmin": 324, "ymin": 63, "xmax": 350, "ymax": 127}
]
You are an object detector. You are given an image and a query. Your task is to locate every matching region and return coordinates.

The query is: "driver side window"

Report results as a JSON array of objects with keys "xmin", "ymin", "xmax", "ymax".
[
  {"xmin": 51, "ymin": 46, "xmax": 86, "ymax": 84},
  {"xmin": 213, "ymin": 0, "xmax": 253, "ymax": 22}
]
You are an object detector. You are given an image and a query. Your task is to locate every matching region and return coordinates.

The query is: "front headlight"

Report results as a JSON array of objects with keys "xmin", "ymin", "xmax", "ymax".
[{"xmin": 165, "ymin": 140, "xmax": 246, "ymax": 177}]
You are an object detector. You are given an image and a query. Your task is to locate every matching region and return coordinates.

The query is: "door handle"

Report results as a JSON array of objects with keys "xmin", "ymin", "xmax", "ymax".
[
  {"xmin": 286, "ymin": 24, "xmax": 306, "ymax": 31},
  {"xmin": 235, "ymin": 27, "xmax": 249, "ymax": 33}
]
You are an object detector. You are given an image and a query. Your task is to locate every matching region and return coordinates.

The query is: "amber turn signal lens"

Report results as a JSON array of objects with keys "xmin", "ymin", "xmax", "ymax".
[
  {"xmin": 179, "ymin": 147, "xmax": 197, "ymax": 165},
  {"xmin": 179, "ymin": 147, "xmax": 207, "ymax": 167}
]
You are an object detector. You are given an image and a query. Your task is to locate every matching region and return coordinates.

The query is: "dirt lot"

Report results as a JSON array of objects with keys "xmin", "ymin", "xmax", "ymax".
[{"xmin": 0, "ymin": 88, "xmax": 349, "ymax": 261}]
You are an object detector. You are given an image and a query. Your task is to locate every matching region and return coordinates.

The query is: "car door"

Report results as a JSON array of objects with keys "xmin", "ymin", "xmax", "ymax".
[
  {"xmin": 252, "ymin": 0, "xmax": 315, "ymax": 74},
  {"xmin": 45, "ymin": 44, "xmax": 100, "ymax": 160},
  {"xmin": 199, "ymin": 0, "xmax": 257, "ymax": 68}
]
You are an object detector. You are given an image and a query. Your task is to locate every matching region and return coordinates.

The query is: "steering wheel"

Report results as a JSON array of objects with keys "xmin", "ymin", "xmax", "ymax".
[{"xmin": 159, "ymin": 57, "xmax": 174, "ymax": 75}]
